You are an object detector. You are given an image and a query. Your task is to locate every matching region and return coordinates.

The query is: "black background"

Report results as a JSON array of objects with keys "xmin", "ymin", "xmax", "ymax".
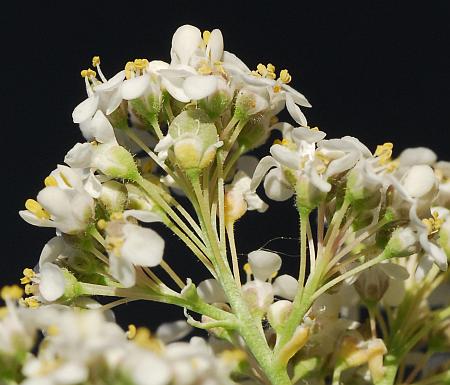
[{"xmin": 1, "ymin": 1, "xmax": 449, "ymax": 329}]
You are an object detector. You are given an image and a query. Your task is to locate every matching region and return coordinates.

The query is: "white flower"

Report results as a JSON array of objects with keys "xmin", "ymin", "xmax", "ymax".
[
  {"xmin": 19, "ymin": 185, "xmax": 94, "ymax": 234},
  {"xmin": 106, "ymin": 218, "xmax": 165, "ymax": 288},
  {"xmin": 197, "ymin": 279, "xmax": 228, "ymax": 304},
  {"xmin": 247, "ymin": 250, "xmax": 282, "ymax": 281}
]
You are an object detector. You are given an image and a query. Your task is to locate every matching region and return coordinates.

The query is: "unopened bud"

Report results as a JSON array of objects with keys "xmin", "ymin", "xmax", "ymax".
[
  {"xmin": 386, "ymin": 227, "xmax": 417, "ymax": 257},
  {"xmin": 267, "ymin": 300, "xmax": 292, "ymax": 332},
  {"xmin": 234, "ymin": 89, "xmax": 268, "ymax": 120},
  {"xmin": 241, "ymin": 280, "xmax": 273, "ymax": 318},
  {"xmin": 93, "ymin": 144, "xmax": 139, "ymax": 181},
  {"xmin": 100, "ymin": 180, "xmax": 128, "ymax": 213}
]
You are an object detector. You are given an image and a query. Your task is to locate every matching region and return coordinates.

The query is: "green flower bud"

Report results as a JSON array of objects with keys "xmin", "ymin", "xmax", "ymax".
[
  {"xmin": 100, "ymin": 180, "xmax": 128, "ymax": 213},
  {"xmin": 385, "ymin": 227, "xmax": 417, "ymax": 257},
  {"xmin": 295, "ymin": 175, "xmax": 327, "ymax": 212},
  {"xmin": 237, "ymin": 114, "xmax": 271, "ymax": 151},
  {"xmin": 198, "ymin": 89, "xmax": 232, "ymax": 120},
  {"xmin": 93, "ymin": 144, "xmax": 139, "ymax": 181},
  {"xmin": 234, "ymin": 89, "xmax": 268, "ymax": 121},
  {"xmin": 168, "ymin": 109, "xmax": 220, "ymax": 171}
]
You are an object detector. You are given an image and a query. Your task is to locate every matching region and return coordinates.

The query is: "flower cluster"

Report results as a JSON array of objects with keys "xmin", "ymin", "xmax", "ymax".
[{"xmin": 5, "ymin": 24, "xmax": 449, "ymax": 385}]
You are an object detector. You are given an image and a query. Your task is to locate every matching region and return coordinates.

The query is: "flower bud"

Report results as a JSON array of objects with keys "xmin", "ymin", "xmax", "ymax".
[
  {"xmin": 241, "ymin": 280, "xmax": 273, "ymax": 318},
  {"xmin": 295, "ymin": 174, "xmax": 327, "ymax": 212},
  {"xmin": 237, "ymin": 114, "xmax": 271, "ymax": 151},
  {"xmin": 385, "ymin": 227, "xmax": 417, "ymax": 257},
  {"xmin": 100, "ymin": 180, "xmax": 128, "ymax": 213},
  {"xmin": 168, "ymin": 110, "xmax": 221, "ymax": 171},
  {"xmin": 354, "ymin": 268, "xmax": 389, "ymax": 304},
  {"xmin": 267, "ymin": 300, "xmax": 292, "ymax": 332},
  {"xmin": 234, "ymin": 88, "xmax": 268, "ymax": 120},
  {"xmin": 93, "ymin": 144, "xmax": 139, "ymax": 181}
]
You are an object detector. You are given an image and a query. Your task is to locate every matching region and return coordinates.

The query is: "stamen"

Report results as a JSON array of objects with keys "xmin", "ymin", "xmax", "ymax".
[
  {"xmin": 25, "ymin": 199, "xmax": 50, "ymax": 220},
  {"xmin": 80, "ymin": 68, "xmax": 97, "ymax": 78},
  {"xmin": 20, "ymin": 268, "xmax": 35, "ymax": 284},
  {"xmin": 374, "ymin": 142, "xmax": 393, "ymax": 165},
  {"xmin": 202, "ymin": 30, "xmax": 211, "ymax": 44},
  {"xmin": 422, "ymin": 211, "xmax": 443, "ymax": 235},
  {"xmin": 44, "ymin": 175, "xmax": 58, "ymax": 187},
  {"xmin": 279, "ymin": 69, "xmax": 292, "ymax": 84},
  {"xmin": 127, "ymin": 324, "xmax": 137, "ymax": 339}
]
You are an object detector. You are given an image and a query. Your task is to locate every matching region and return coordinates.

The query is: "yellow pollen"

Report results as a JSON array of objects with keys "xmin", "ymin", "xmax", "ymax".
[
  {"xmin": 25, "ymin": 199, "xmax": 50, "ymax": 220},
  {"xmin": 44, "ymin": 175, "xmax": 58, "ymax": 187},
  {"xmin": 202, "ymin": 30, "xmax": 211, "ymax": 44},
  {"xmin": 385, "ymin": 160, "xmax": 399, "ymax": 173},
  {"xmin": 279, "ymin": 69, "xmax": 292, "ymax": 84},
  {"xmin": 127, "ymin": 324, "xmax": 137, "ymax": 339},
  {"xmin": 24, "ymin": 297, "xmax": 40, "ymax": 308},
  {"xmin": 92, "ymin": 56, "xmax": 101, "ymax": 67},
  {"xmin": 125, "ymin": 61, "xmax": 135, "ymax": 80},
  {"xmin": 21, "ymin": 268, "xmax": 35, "ymax": 284},
  {"xmin": 267, "ymin": 63, "xmax": 276, "ymax": 73},
  {"xmin": 134, "ymin": 58, "xmax": 149, "ymax": 70},
  {"xmin": 24, "ymin": 284, "xmax": 35, "ymax": 295},
  {"xmin": 1, "ymin": 285, "xmax": 24, "ymax": 301},
  {"xmin": 80, "ymin": 68, "xmax": 96, "ymax": 78},
  {"xmin": 97, "ymin": 219, "xmax": 107, "ymax": 230},
  {"xmin": 374, "ymin": 142, "xmax": 394, "ymax": 165},
  {"xmin": 243, "ymin": 263, "xmax": 252, "ymax": 275},
  {"xmin": 422, "ymin": 211, "xmax": 444, "ymax": 235}
]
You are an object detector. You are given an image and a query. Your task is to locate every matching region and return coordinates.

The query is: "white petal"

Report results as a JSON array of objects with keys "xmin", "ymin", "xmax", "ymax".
[
  {"xmin": 286, "ymin": 94, "xmax": 307, "ymax": 126},
  {"xmin": 91, "ymin": 110, "xmax": 116, "ymax": 144},
  {"xmin": 248, "ymin": 250, "xmax": 282, "ymax": 281},
  {"xmin": 19, "ymin": 210, "xmax": 52, "ymax": 228},
  {"xmin": 148, "ymin": 60, "xmax": 170, "ymax": 72},
  {"xmin": 415, "ymin": 254, "xmax": 434, "ymax": 280},
  {"xmin": 264, "ymin": 168, "xmax": 294, "ymax": 201},
  {"xmin": 222, "ymin": 50, "xmax": 251, "ymax": 72},
  {"xmin": 84, "ymin": 171, "xmax": 102, "ymax": 198},
  {"xmin": 270, "ymin": 144, "xmax": 299, "ymax": 170},
  {"xmin": 183, "ymin": 75, "xmax": 218, "ymax": 100},
  {"xmin": 197, "ymin": 279, "xmax": 227, "ymax": 303},
  {"xmin": 281, "ymin": 84, "xmax": 312, "ymax": 107},
  {"xmin": 292, "ymin": 126, "xmax": 326, "ymax": 143},
  {"xmin": 171, "ymin": 25, "xmax": 202, "ymax": 65},
  {"xmin": 37, "ymin": 187, "xmax": 71, "ymax": 218},
  {"xmin": 154, "ymin": 134, "xmax": 175, "ymax": 156},
  {"xmin": 64, "ymin": 142, "xmax": 94, "ymax": 168},
  {"xmin": 161, "ymin": 77, "xmax": 190, "ymax": 103},
  {"xmin": 402, "ymin": 165, "xmax": 436, "ymax": 198},
  {"xmin": 272, "ymin": 274, "xmax": 298, "ymax": 300},
  {"xmin": 122, "ymin": 75, "xmax": 151, "ymax": 100},
  {"xmin": 307, "ymin": 164, "xmax": 332, "ymax": 193},
  {"xmin": 105, "ymin": 87, "xmax": 124, "ymax": 115},
  {"xmin": 39, "ymin": 263, "xmax": 65, "ymax": 302},
  {"xmin": 123, "ymin": 209, "xmax": 162, "ymax": 223},
  {"xmin": 206, "ymin": 29, "xmax": 224, "ymax": 62},
  {"xmin": 325, "ymin": 152, "xmax": 359, "ymax": 177},
  {"xmin": 250, "ymin": 156, "xmax": 280, "ymax": 191},
  {"xmin": 94, "ymin": 70, "xmax": 126, "ymax": 92},
  {"xmin": 121, "ymin": 224, "xmax": 164, "ymax": 266},
  {"xmin": 39, "ymin": 236, "xmax": 65, "ymax": 268},
  {"xmin": 109, "ymin": 254, "xmax": 136, "ymax": 288},
  {"xmin": 398, "ymin": 147, "xmax": 437, "ymax": 167},
  {"xmin": 72, "ymin": 96, "xmax": 99, "ymax": 123},
  {"xmin": 156, "ymin": 320, "xmax": 192, "ymax": 343}
]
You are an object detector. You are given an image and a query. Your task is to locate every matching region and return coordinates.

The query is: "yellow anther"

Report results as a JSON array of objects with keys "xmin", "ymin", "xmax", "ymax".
[
  {"xmin": 310, "ymin": 126, "xmax": 319, "ymax": 131},
  {"xmin": 106, "ymin": 237, "xmax": 124, "ymax": 256},
  {"xmin": 80, "ymin": 68, "xmax": 96, "ymax": 78},
  {"xmin": 20, "ymin": 268, "xmax": 35, "ymax": 284},
  {"xmin": 24, "ymin": 297, "xmax": 40, "ymax": 308},
  {"xmin": 125, "ymin": 61, "xmax": 135, "ymax": 79},
  {"xmin": 422, "ymin": 211, "xmax": 444, "ymax": 235},
  {"xmin": 1, "ymin": 285, "xmax": 24, "ymax": 301},
  {"xmin": 134, "ymin": 58, "xmax": 149, "ymax": 70},
  {"xmin": 273, "ymin": 84, "xmax": 282, "ymax": 93},
  {"xmin": 279, "ymin": 69, "xmax": 292, "ymax": 84},
  {"xmin": 92, "ymin": 56, "xmax": 101, "ymax": 67},
  {"xmin": 97, "ymin": 219, "xmax": 107, "ymax": 230},
  {"xmin": 24, "ymin": 284, "xmax": 35, "ymax": 295},
  {"xmin": 243, "ymin": 263, "xmax": 252, "ymax": 275},
  {"xmin": 47, "ymin": 325, "xmax": 59, "ymax": 336},
  {"xmin": 267, "ymin": 63, "xmax": 276, "ymax": 73},
  {"xmin": 257, "ymin": 63, "xmax": 267, "ymax": 75},
  {"xmin": 44, "ymin": 175, "xmax": 58, "ymax": 187},
  {"xmin": 202, "ymin": 30, "xmax": 211, "ymax": 44},
  {"xmin": 127, "ymin": 324, "xmax": 137, "ymax": 339},
  {"xmin": 374, "ymin": 142, "xmax": 394, "ymax": 165},
  {"xmin": 25, "ymin": 199, "xmax": 50, "ymax": 220}
]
